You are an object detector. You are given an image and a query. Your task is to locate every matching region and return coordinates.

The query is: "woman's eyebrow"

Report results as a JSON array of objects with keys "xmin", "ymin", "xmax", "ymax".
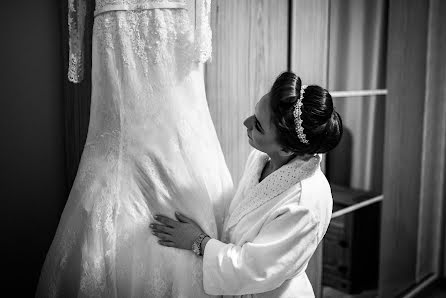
[
  {"xmin": 254, "ymin": 103, "xmax": 265, "ymax": 132},
  {"xmin": 254, "ymin": 114, "xmax": 264, "ymax": 133}
]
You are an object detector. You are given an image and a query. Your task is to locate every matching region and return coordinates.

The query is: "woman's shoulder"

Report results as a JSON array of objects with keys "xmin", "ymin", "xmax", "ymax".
[
  {"xmin": 266, "ymin": 195, "xmax": 319, "ymax": 233},
  {"xmin": 266, "ymin": 168, "xmax": 330, "ymax": 213},
  {"xmin": 271, "ymin": 170, "xmax": 332, "ymax": 219},
  {"xmin": 302, "ymin": 168, "xmax": 331, "ymax": 193}
]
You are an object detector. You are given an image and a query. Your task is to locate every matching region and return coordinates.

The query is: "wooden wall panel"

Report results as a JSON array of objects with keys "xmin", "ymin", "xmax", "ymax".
[
  {"xmin": 378, "ymin": 0, "xmax": 429, "ymax": 296},
  {"xmin": 418, "ymin": 0, "xmax": 446, "ymax": 282},
  {"xmin": 290, "ymin": 0, "xmax": 329, "ymax": 86},
  {"xmin": 205, "ymin": 0, "xmax": 289, "ymax": 186},
  {"xmin": 290, "ymin": 1, "xmax": 329, "ymax": 296}
]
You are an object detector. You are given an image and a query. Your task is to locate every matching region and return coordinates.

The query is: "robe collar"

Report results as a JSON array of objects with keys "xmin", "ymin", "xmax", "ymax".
[{"xmin": 224, "ymin": 151, "xmax": 321, "ymax": 231}]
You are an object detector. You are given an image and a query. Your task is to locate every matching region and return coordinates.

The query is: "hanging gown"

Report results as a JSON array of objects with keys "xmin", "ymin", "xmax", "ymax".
[{"xmin": 36, "ymin": 0, "xmax": 233, "ymax": 297}]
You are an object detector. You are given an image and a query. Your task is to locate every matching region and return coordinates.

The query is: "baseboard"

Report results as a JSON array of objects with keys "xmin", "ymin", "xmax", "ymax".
[{"xmin": 401, "ymin": 274, "xmax": 438, "ymax": 298}]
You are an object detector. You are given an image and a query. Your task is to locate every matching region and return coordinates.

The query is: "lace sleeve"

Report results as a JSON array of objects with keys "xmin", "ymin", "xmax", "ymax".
[
  {"xmin": 194, "ymin": 0, "xmax": 212, "ymax": 63},
  {"xmin": 68, "ymin": 0, "xmax": 87, "ymax": 83}
]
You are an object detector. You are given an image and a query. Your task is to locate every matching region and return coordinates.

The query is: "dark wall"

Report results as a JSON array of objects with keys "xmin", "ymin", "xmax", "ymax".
[{"xmin": 0, "ymin": 0, "xmax": 67, "ymax": 296}]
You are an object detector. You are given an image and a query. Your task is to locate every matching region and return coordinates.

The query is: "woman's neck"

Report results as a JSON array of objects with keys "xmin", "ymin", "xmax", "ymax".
[
  {"xmin": 267, "ymin": 152, "xmax": 295, "ymax": 172},
  {"xmin": 268, "ymin": 152, "xmax": 315, "ymax": 172}
]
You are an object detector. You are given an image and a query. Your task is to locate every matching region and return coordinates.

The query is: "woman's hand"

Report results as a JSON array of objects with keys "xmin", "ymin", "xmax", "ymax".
[{"xmin": 150, "ymin": 212, "xmax": 205, "ymax": 250}]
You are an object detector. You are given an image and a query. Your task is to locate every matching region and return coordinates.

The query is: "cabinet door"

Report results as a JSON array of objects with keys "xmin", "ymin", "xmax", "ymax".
[{"xmin": 379, "ymin": 0, "xmax": 445, "ymax": 296}]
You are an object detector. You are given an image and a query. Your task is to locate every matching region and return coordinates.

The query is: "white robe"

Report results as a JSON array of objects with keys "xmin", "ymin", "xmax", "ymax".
[{"xmin": 203, "ymin": 149, "xmax": 333, "ymax": 298}]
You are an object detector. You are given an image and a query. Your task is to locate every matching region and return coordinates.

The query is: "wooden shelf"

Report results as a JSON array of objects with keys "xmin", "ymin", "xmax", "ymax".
[{"xmin": 322, "ymin": 184, "xmax": 381, "ymax": 294}]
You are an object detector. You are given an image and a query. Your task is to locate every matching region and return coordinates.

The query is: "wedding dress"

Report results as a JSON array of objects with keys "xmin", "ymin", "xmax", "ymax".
[{"xmin": 36, "ymin": 0, "xmax": 233, "ymax": 297}]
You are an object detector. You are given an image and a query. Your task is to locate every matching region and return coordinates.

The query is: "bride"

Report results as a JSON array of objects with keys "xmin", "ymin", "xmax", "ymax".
[{"xmin": 36, "ymin": 0, "xmax": 233, "ymax": 297}]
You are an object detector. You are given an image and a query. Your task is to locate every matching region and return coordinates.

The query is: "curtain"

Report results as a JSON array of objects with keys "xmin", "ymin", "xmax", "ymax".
[{"xmin": 327, "ymin": 0, "xmax": 387, "ymax": 193}]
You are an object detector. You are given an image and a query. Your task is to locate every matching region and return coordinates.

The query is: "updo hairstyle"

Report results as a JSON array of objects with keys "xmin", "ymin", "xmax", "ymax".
[{"xmin": 269, "ymin": 72, "xmax": 343, "ymax": 155}]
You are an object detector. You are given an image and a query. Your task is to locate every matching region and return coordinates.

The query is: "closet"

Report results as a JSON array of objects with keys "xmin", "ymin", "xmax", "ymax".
[{"xmin": 205, "ymin": 0, "xmax": 446, "ymax": 297}]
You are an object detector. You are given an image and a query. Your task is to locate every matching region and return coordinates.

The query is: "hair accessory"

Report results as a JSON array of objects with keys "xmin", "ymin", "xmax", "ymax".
[{"xmin": 293, "ymin": 85, "xmax": 309, "ymax": 144}]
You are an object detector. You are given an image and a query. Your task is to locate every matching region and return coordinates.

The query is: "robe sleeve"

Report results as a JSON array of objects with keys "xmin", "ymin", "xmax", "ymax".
[
  {"xmin": 68, "ymin": 0, "xmax": 87, "ymax": 83},
  {"xmin": 203, "ymin": 204, "xmax": 319, "ymax": 295}
]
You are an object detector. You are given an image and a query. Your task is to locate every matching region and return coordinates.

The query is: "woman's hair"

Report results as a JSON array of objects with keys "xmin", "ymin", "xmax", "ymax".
[{"xmin": 269, "ymin": 71, "xmax": 343, "ymax": 155}]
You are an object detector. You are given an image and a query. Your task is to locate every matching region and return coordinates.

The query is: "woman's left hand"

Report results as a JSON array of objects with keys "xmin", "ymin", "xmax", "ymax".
[{"xmin": 150, "ymin": 212, "xmax": 205, "ymax": 250}]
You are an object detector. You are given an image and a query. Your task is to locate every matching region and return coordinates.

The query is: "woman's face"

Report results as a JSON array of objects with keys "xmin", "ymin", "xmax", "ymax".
[{"xmin": 243, "ymin": 93, "xmax": 283, "ymax": 156}]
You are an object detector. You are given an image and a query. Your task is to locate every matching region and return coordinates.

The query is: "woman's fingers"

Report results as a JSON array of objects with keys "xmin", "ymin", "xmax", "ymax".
[
  {"xmin": 150, "ymin": 223, "xmax": 173, "ymax": 234},
  {"xmin": 175, "ymin": 212, "xmax": 191, "ymax": 223},
  {"xmin": 154, "ymin": 214, "xmax": 177, "ymax": 227},
  {"xmin": 152, "ymin": 230, "xmax": 172, "ymax": 241},
  {"xmin": 158, "ymin": 240, "xmax": 175, "ymax": 247}
]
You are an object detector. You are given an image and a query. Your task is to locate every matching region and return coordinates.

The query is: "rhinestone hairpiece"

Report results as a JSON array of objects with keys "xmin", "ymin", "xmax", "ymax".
[{"xmin": 293, "ymin": 85, "xmax": 309, "ymax": 144}]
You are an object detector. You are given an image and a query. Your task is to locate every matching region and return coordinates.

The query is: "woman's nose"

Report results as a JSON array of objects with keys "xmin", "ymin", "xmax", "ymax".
[{"xmin": 243, "ymin": 115, "xmax": 254, "ymax": 129}]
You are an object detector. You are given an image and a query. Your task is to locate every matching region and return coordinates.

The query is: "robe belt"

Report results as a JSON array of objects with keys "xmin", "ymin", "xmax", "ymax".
[{"xmin": 94, "ymin": 2, "xmax": 187, "ymax": 18}]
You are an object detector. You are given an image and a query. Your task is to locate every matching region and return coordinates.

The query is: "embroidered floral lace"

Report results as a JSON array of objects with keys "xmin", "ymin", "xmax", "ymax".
[
  {"xmin": 68, "ymin": 0, "xmax": 212, "ymax": 83},
  {"xmin": 37, "ymin": 1, "xmax": 232, "ymax": 297}
]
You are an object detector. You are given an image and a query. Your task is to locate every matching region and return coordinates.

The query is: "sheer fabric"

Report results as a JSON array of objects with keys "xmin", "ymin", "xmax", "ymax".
[
  {"xmin": 37, "ymin": 1, "xmax": 233, "ymax": 297},
  {"xmin": 68, "ymin": 0, "xmax": 211, "ymax": 83}
]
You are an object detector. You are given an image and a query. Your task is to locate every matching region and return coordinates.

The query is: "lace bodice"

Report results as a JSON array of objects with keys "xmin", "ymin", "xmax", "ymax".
[
  {"xmin": 37, "ymin": 2, "xmax": 228, "ymax": 297},
  {"xmin": 68, "ymin": 0, "xmax": 212, "ymax": 83},
  {"xmin": 95, "ymin": 0, "xmax": 184, "ymax": 11}
]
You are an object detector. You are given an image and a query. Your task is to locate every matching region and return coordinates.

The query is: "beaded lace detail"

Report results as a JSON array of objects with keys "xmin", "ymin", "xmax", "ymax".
[
  {"xmin": 68, "ymin": 0, "xmax": 87, "ymax": 82},
  {"xmin": 194, "ymin": 0, "xmax": 212, "ymax": 62},
  {"xmin": 68, "ymin": 0, "xmax": 212, "ymax": 83},
  {"xmin": 37, "ymin": 1, "xmax": 229, "ymax": 297},
  {"xmin": 224, "ymin": 152, "xmax": 321, "ymax": 230},
  {"xmin": 95, "ymin": 0, "xmax": 185, "ymax": 12}
]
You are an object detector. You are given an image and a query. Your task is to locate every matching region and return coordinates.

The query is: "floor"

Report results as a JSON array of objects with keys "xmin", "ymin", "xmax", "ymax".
[
  {"xmin": 323, "ymin": 287, "xmax": 377, "ymax": 298},
  {"xmin": 322, "ymin": 279, "xmax": 446, "ymax": 298},
  {"xmin": 415, "ymin": 279, "xmax": 446, "ymax": 298}
]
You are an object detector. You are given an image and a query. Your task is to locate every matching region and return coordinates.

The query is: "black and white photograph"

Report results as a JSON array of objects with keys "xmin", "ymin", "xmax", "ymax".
[{"xmin": 1, "ymin": 0, "xmax": 446, "ymax": 297}]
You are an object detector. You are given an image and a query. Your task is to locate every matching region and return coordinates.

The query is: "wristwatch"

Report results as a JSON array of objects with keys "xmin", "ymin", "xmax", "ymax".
[{"xmin": 192, "ymin": 232, "xmax": 209, "ymax": 256}]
